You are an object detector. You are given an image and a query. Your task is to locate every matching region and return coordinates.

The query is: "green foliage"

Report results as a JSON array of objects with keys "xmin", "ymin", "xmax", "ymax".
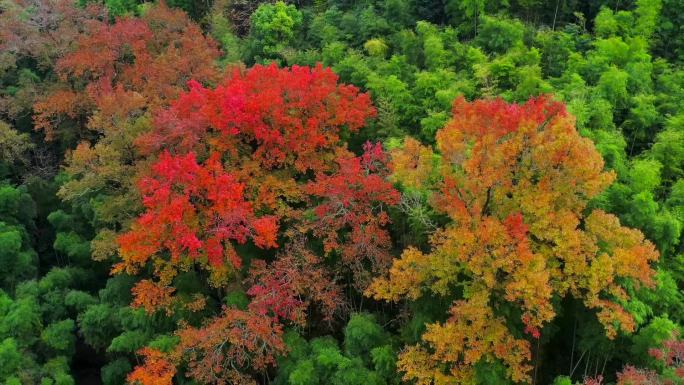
[
  {"xmin": 52, "ymin": 372, "xmax": 74, "ymax": 385},
  {"xmin": 2, "ymin": 296, "xmax": 41, "ymax": 344},
  {"xmin": 104, "ymin": 0, "xmax": 138, "ymax": 16},
  {"xmin": 474, "ymin": 360, "xmax": 514, "ymax": 385},
  {"xmin": 248, "ymin": 1, "xmax": 303, "ymax": 62},
  {"xmin": 552, "ymin": 376, "xmax": 573, "ymax": 385},
  {"xmin": 364, "ymin": 39, "xmax": 389, "ymax": 58},
  {"xmin": 107, "ymin": 330, "xmax": 147, "ymax": 354},
  {"xmin": 98, "ymin": 275, "xmax": 135, "ymax": 307},
  {"xmin": 597, "ymin": 66, "xmax": 629, "ymax": 106},
  {"xmin": 41, "ymin": 319, "xmax": 76, "ymax": 355},
  {"xmin": 0, "ymin": 122, "xmax": 33, "ymax": 173},
  {"xmin": 476, "ymin": 16, "xmax": 525, "ymax": 54},
  {"xmin": 628, "ymin": 159, "xmax": 662, "ymax": 193},
  {"xmin": 0, "ymin": 184, "xmax": 36, "ymax": 228},
  {"xmin": 275, "ymin": 315, "xmax": 397, "ymax": 385},
  {"xmin": 344, "ymin": 313, "xmax": 388, "ymax": 361},
  {"xmin": 147, "ymin": 334, "xmax": 179, "ymax": 353},
  {"xmin": 208, "ymin": 11, "xmax": 243, "ymax": 65},
  {"xmin": 53, "ymin": 232, "xmax": 90, "ymax": 263},
  {"xmin": 654, "ymin": 0, "xmax": 684, "ymax": 62},
  {"xmin": 0, "ymin": 222, "xmax": 36, "ymax": 291},
  {"xmin": 650, "ymin": 117, "xmax": 684, "ymax": 183},
  {"xmin": 0, "ymin": 338, "xmax": 21, "ymax": 380},
  {"xmin": 64, "ymin": 290, "xmax": 96, "ymax": 313},
  {"xmin": 77, "ymin": 304, "xmax": 121, "ymax": 350},
  {"xmin": 224, "ymin": 290, "xmax": 249, "ymax": 310},
  {"xmin": 101, "ymin": 358, "xmax": 132, "ymax": 385},
  {"xmin": 370, "ymin": 345, "xmax": 396, "ymax": 379}
]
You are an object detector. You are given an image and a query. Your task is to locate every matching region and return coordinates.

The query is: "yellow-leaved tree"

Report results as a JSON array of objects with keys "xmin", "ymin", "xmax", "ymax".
[{"xmin": 367, "ymin": 96, "xmax": 659, "ymax": 384}]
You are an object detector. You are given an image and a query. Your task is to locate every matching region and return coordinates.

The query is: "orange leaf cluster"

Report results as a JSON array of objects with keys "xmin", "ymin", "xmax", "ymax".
[
  {"xmin": 131, "ymin": 280, "xmax": 176, "ymax": 315},
  {"xmin": 128, "ymin": 348, "xmax": 176, "ymax": 385}
]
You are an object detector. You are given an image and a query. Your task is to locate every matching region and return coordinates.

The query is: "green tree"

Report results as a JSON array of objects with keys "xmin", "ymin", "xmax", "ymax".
[
  {"xmin": 248, "ymin": 1, "xmax": 303, "ymax": 62},
  {"xmin": 41, "ymin": 319, "xmax": 76, "ymax": 356}
]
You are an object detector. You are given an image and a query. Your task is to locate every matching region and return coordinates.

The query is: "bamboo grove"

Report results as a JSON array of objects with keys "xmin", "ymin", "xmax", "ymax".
[{"xmin": 0, "ymin": 0, "xmax": 683, "ymax": 384}]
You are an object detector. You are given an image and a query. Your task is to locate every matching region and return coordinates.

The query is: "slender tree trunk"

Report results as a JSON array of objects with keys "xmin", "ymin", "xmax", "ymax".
[
  {"xmin": 533, "ymin": 336, "xmax": 542, "ymax": 385},
  {"xmin": 552, "ymin": 0, "xmax": 561, "ymax": 30},
  {"xmin": 571, "ymin": 349, "xmax": 587, "ymax": 378},
  {"xmin": 474, "ymin": 9, "xmax": 478, "ymax": 38},
  {"xmin": 569, "ymin": 318, "xmax": 577, "ymax": 374},
  {"xmin": 584, "ymin": 350, "xmax": 591, "ymax": 378}
]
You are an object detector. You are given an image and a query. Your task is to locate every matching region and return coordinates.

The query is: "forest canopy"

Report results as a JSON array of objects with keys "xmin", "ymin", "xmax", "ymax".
[{"xmin": 0, "ymin": 0, "xmax": 683, "ymax": 384}]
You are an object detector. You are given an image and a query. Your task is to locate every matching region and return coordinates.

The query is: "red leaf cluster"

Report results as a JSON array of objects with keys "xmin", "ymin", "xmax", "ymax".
[
  {"xmin": 137, "ymin": 64, "xmax": 375, "ymax": 173},
  {"xmin": 117, "ymin": 151, "xmax": 278, "ymax": 275}
]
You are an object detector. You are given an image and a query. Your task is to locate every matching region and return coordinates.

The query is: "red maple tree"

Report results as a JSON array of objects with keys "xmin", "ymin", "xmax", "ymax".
[{"xmin": 120, "ymin": 64, "xmax": 398, "ymax": 384}]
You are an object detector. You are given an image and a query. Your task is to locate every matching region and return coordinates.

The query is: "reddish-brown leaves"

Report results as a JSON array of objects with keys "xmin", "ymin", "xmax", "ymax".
[
  {"xmin": 247, "ymin": 239, "xmax": 345, "ymax": 325},
  {"xmin": 34, "ymin": 2, "xmax": 222, "ymax": 265},
  {"xmin": 306, "ymin": 142, "xmax": 400, "ymax": 285},
  {"xmin": 175, "ymin": 308, "xmax": 287, "ymax": 385},
  {"xmin": 35, "ymin": 3, "xmax": 220, "ymax": 140},
  {"xmin": 130, "ymin": 309, "xmax": 288, "ymax": 385}
]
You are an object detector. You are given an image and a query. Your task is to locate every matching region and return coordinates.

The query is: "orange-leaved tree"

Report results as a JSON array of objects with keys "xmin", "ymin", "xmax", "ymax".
[
  {"xmin": 368, "ymin": 96, "xmax": 659, "ymax": 384},
  {"xmin": 119, "ymin": 64, "xmax": 399, "ymax": 384},
  {"xmin": 34, "ymin": 2, "xmax": 220, "ymax": 142}
]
